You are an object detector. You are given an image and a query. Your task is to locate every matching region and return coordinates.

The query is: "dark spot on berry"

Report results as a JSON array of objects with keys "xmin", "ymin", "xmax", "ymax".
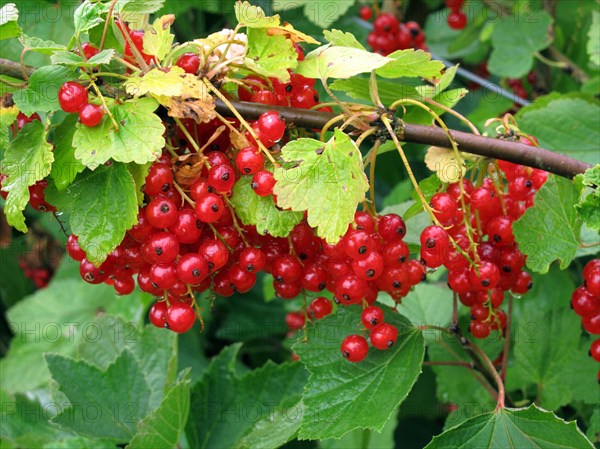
[
  {"xmin": 333, "ymin": 296, "xmax": 341, "ymax": 304},
  {"xmin": 196, "ymin": 220, "xmax": 203, "ymax": 229},
  {"xmin": 84, "ymin": 273, "xmax": 95, "ymax": 282},
  {"xmin": 502, "ymin": 266, "xmax": 512, "ymax": 273},
  {"xmin": 161, "ymin": 183, "xmax": 171, "ymax": 192},
  {"xmin": 421, "ymin": 273, "xmax": 427, "ymax": 281},
  {"xmin": 358, "ymin": 246, "xmax": 367, "ymax": 254},
  {"xmin": 493, "ymin": 234, "xmax": 501, "ymax": 242},
  {"xmin": 397, "ymin": 227, "xmax": 406, "ymax": 236},
  {"xmin": 192, "ymin": 269, "xmax": 200, "ymax": 277},
  {"xmin": 39, "ymin": 205, "xmax": 47, "ymax": 212},
  {"xmin": 426, "ymin": 238, "xmax": 435, "ymax": 249},
  {"xmin": 342, "ymin": 350, "xmax": 350, "ymax": 358},
  {"xmin": 211, "ymin": 204, "xmax": 219, "ymax": 212},
  {"xmin": 386, "ymin": 340, "xmax": 394, "ymax": 348},
  {"xmin": 409, "ymin": 28, "xmax": 419, "ymax": 37},
  {"xmin": 527, "ymin": 282, "xmax": 533, "ymax": 290},
  {"xmin": 481, "ymin": 279, "xmax": 491, "ymax": 287},
  {"xmin": 207, "ymin": 185, "xmax": 215, "ymax": 193},
  {"xmin": 274, "ymin": 276, "xmax": 283, "ymax": 283},
  {"xmin": 393, "ymin": 281, "xmax": 401, "ymax": 288},
  {"xmin": 221, "ymin": 172, "xmax": 230, "ymax": 181},
  {"xmin": 246, "ymin": 264, "xmax": 254, "ymax": 272},
  {"xmin": 525, "ymin": 180, "xmax": 533, "ymax": 188},
  {"xmin": 286, "ymin": 84, "xmax": 293, "ymax": 92},
  {"xmin": 151, "ymin": 282, "xmax": 158, "ymax": 289},
  {"xmin": 155, "ymin": 247, "xmax": 163, "ymax": 255},
  {"xmin": 399, "ymin": 255, "xmax": 406, "ymax": 262},
  {"xmin": 243, "ymin": 167, "xmax": 250, "ymax": 173},
  {"xmin": 299, "ymin": 253, "xmax": 308, "ymax": 260},
  {"xmin": 251, "ymin": 182, "xmax": 258, "ymax": 190},
  {"xmin": 370, "ymin": 318, "xmax": 378, "ymax": 325},
  {"xmin": 318, "ymin": 283, "xmax": 326, "ymax": 290},
  {"xmin": 366, "ymin": 269, "xmax": 375, "ymax": 278},
  {"xmin": 342, "ymin": 294, "xmax": 350, "ymax": 301},
  {"xmin": 160, "ymin": 204, "xmax": 170, "ymax": 213}
]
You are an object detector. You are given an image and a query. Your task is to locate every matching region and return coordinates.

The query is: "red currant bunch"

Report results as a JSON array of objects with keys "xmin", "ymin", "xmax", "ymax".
[
  {"xmin": 58, "ymin": 81, "xmax": 105, "ymax": 128},
  {"xmin": 445, "ymin": 0, "xmax": 467, "ymax": 30},
  {"xmin": 367, "ymin": 13, "xmax": 427, "ymax": 55}
]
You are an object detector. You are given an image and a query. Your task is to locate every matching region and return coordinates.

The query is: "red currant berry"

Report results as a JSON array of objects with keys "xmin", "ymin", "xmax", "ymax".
[
  {"xmin": 166, "ymin": 303, "xmax": 196, "ymax": 333},
  {"xmin": 199, "ymin": 239, "xmax": 229, "ymax": 272},
  {"xmin": 469, "ymin": 261, "xmax": 501, "ymax": 289},
  {"xmin": 370, "ymin": 323, "xmax": 398, "ymax": 350},
  {"xmin": 430, "ymin": 193, "xmax": 458, "ymax": 226},
  {"xmin": 176, "ymin": 52, "xmax": 200, "ymax": 74},
  {"xmin": 301, "ymin": 263, "xmax": 328, "ymax": 291},
  {"xmin": 257, "ymin": 111, "xmax": 286, "ymax": 143},
  {"xmin": 374, "ymin": 13, "xmax": 400, "ymax": 33},
  {"xmin": 228, "ymin": 264, "xmax": 257, "ymax": 293},
  {"xmin": 359, "ymin": 6, "xmax": 373, "ymax": 20},
  {"xmin": 571, "ymin": 287, "xmax": 600, "ymax": 317},
  {"xmin": 447, "ymin": 10, "xmax": 467, "ymax": 30},
  {"xmin": 590, "ymin": 339, "xmax": 600, "ymax": 363},
  {"xmin": 141, "ymin": 232, "xmax": 180, "ymax": 264},
  {"xmin": 308, "ymin": 297, "xmax": 333, "ymax": 320},
  {"xmin": 583, "ymin": 312, "xmax": 600, "ymax": 335},
  {"xmin": 78, "ymin": 104, "xmax": 104, "ymax": 127},
  {"xmin": 58, "ymin": 82, "xmax": 88, "ymax": 113},
  {"xmin": 378, "ymin": 214, "xmax": 406, "ymax": 242},
  {"xmin": 146, "ymin": 197, "xmax": 178, "ymax": 228},
  {"xmin": 335, "ymin": 273, "xmax": 368, "ymax": 305},
  {"xmin": 239, "ymin": 247, "xmax": 267, "ymax": 272},
  {"xmin": 235, "ymin": 146, "xmax": 264, "ymax": 175},
  {"xmin": 251, "ymin": 170, "xmax": 276, "ymax": 196},
  {"xmin": 352, "ymin": 251, "xmax": 384, "ymax": 281},
  {"xmin": 285, "ymin": 312, "xmax": 306, "ymax": 331},
  {"xmin": 470, "ymin": 321, "xmax": 491, "ymax": 339},
  {"xmin": 362, "ymin": 306, "xmax": 384, "ymax": 329},
  {"xmin": 272, "ymin": 254, "xmax": 302, "ymax": 284},
  {"xmin": 511, "ymin": 271, "xmax": 533, "ymax": 295},
  {"xmin": 341, "ymin": 334, "xmax": 369, "ymax": 362},
  {"xmin": 150, "ymin": 263, "xmax": 178, "ymax": 289},
  {"xmin": 274, "ymin": 281, "xmax": 302, "ymax": 299},
  {"xmin": 208, "ymin": 164, "xmax": 236, "ymax": 194},
  {"xmin": 67, "ymin": 234, "xmax": 86, "ymax": 261},
  {"xmin": 176, "ymin": 253, "xmax": 209, "ymax": 285},
  {"xmin": 149, "ymin": 301, "xmax": 168, "ymax": 328},
  {"xmin": 81, "ymin": 42, "xmax": 100, "ymax": 59},
  {"xmin": 114, "ymin": 276, "xmax": 135, "ymax": 295},
  {"xmin": 195, "ymin": 193, "xmax": 224, "ymax": 223}
]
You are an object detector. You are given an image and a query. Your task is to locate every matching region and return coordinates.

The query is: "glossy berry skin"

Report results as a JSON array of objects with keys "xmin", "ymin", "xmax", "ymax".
[
  {"xmin": 208, "ymin": 164, "xmax": 236, "ymax": 194},
  {"xmin": 78, "ymin": 104, "xmax": 104, "ymax": 127},
  {"xmin": 590, "ymin": 339, "xmax": 600, "ymax": 362},
  {"xmin": 251, "ymin": 170, "xmax": 276, "ymax": 196},
  {"xmin": 583, "ymin": 312, "xmax": 600, "ymax": 335},
  {"xmin": 378, "ymin": 214, "xmax": 406, "ymax": 242},
  {"xmin": 149, "ymin": 301, "xmax": 168, "ymax": 328},
  {"xmin": 301, "ymin": 263, "xmax": 328, "ymax": 291},
  {"xmin": 142, "ymin": 232, "xmax": 180, "ymax": 264},
  {"xmin": 166, "ymin": 303, "xmax": 196, "ymax": 333},
  {"xmin": 239, "ymin": 247, "xmax": 267, "ymax": 272},
  {"xmin": 199, "ymin": 239, "xmax": 229, "ymax": 272},
  {"xmin": 272, "ymin": 255, "xmax": 302, "ymax": 284},
  {"xmin": 487, "ymin": 216, "xmax": 514, "ymax": 246},
  {"xmin": 195, "ymin": 193, "xmax": 224, "ymax": 223},
  {"xmin": 114, "ymin": 276, "xmax": 135, "ymax": 295},
  {"xmin": 170, "ymin": 209, "xmax": 202, "ymax": 244},
  {"xmin": 176, "ymin": 52, "xmax": 201, "ymax": 74},
  {"xmin": 235, "ymin": 146, "xmax": 264, "ymax": 175},
  {"xmin": 361, "ymin": 306, "xmax": 384, "ymax": 329},
  {"xmin": 584, "ymin": 260, "xmax": 600, "ymax": 296},
  {"xmin": 352, "ymin": 251, "xmax": 384, "ymax": 281},
  {"xmin": 341, "ymin": 334, "xmax": 369, "ymax": 362},
  {"xmin": 344, "ymin": 231, "xmax": 379, "ymax": 260},
  {"xmin": 176, "ymin": 253, "xmax": 209, "ymax": 285},
  {"xmin": 79, "ymin": 258, "xmax": 109, "ymax": 284},
  {"xmin": 469, "ymin": 261, "xmax": 501, "ymax": 289},
  {"xmin": 308, "ymin": 297, "xmax": 332, "ymax": 320},
  {"xmin": 144, "ymin": 163, "xmax": 173, "ymax": 197},
  {"xmin": 146, "ymin": 197, "xmax": 178, "ymax": 228},
  {"xmin": 571, "ymin": 287, "xmax": 600, "ymax": 317},
  {"xmin": 420, "ymin": 225, "xmax": 450, "ymax": 255},
  {"xmin": 374, "ymin": 13, "xmax": 400, "ymax": 34},
  {"xmin": 150, "ymin": 263, "xmax": 178, "ymax": 289},
  {"xmin": 470, "ymin": 321, "xmax": 491, "ymax": 339},
  {"xmin": 285, "ymin": 312, "xmax": 305, "ymax": 331},
  {"xmin": 511, "ymin": 271, "xmax": 533, "ymax": 295},
  {"xmin": 370, "ymin": 323, "xmax": 398, "ymax": 350},
  {"xmin": 257, "ymin": 111, "xmax": 286, "ymax": 143},
  {"xmin": 335, "ymin": 273, "xmax": 368, "ymax": 305},
  {"xmin": 359, "ymin": 6, "xmax": 373, "ymax": 20},
  {"xmin": 67, "ymin": 234, "xmax": 86, "ymax": 261},
  {"xmin": 430, "ymin": 193, "xmax": 458, "ymax": 226},
  {"xmin": 447, "ymin": 10, "xmax": 467, "ymax": 30},
  {"xmin": 58, "ymin": 82, "xmax": 88, "ymax": 113}
]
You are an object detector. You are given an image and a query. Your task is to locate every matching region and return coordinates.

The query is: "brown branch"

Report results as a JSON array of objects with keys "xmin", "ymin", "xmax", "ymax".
[{"xmin": 0, "ymin": 58, "xmax": 591, "ymax": 179}]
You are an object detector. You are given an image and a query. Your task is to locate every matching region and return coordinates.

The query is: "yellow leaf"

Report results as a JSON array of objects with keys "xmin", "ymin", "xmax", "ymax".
[
  {"xmin": 124, "ymin": 66, "xmax": 185, "ymax": 97},
  {"xmin": 155, "ymin": 74, "xmax": 216, "ymax": 124},
  {"xmin": 142, "ymin": 14, "xmax": 175, "ymax": 60},
  {"xmin": 424, "ymin": 146, "xmax": 467, "ymax": 183}
]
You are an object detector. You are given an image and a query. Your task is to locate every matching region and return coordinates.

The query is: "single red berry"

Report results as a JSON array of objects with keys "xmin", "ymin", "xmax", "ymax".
[
  {"xmin": 274, "ymin": 281, "xmax": 302, "ymax": 299},
  {"xmin": 470, "ymin": 321, "xmax": 491, "ymax": 339},
  {"xmin": 469, "ymin": 261, "xmax": 501, "ymax": 290},
  {"xmin": 166, "ymin": 303, "xmax": 196, "ymax": 333},
  {"xmin": 146, "ymin": 197, "xmax": 178, "ymax": 228},
  {"xmin": 430, "ymin": 193, "xmax": 458, "ymax": 226},
  {"xmin": 195, "ymin": 193, "xmax": 225, "ymax": 223},
  {"xmin": 141, "ymin": 231, "xmax": 180, "ymax": 264},
  {"xmin": 362, "ymin": 306, "xmax": 385, "ymax": 329},
  {"xmin": 344, "ymin": 230, "xmax": 379, "ymax": 260},
  {"xmin": 447, "ymin": 10, "xmax": 467, "ymax": 30},
  {"xmin": 290, "ymin": 85, "xmax": 319, "ymax": 109},
  {"xmin": 308, "ymin": 297, "xmax": 332, "ymax": 320},
  {"xmin": 199, "ymin": 239, "xmax": 229, "ymax": 272},
  {"xmin": 114, "ymin": 276, "xmax": 135, "ymax": 295},
  {"xmin": 67, "ymin": 234, "xmax": 86, "ymax": 261},
  {"xmin": 149, "ymin": 301, "xmax": 168, "ymax": 328},
  {"xmin": 285, "ymin": 312, "xmax": 306, "ymax": 331},
  {"xmin": 150, "ymin": 263, "xmax": 178, "ymax": 289},
  {"xmin": 359, "ymin": 5, "xmax": 373, "ymax": 20},
  {"xmin": 301, "ymin": 263, "xmax": 328, "ymax": 291},
  {"xmin": 79, "ymin": 258, "xmax": 110, "ymax": 284},
  {"xmin": 352, "ymin": 251, "xmax": 384, "ymax": 281},
  {"xmin": 239, "ymin": 247, "xmax": 267, "ymax": 272},
  {"xmin": 79, "ymin": 103, "xmax": 104, "ymax": 127},
  {"xmin": 81, "ymin": 42, "xmax": 100, "ymax": 59},
  {"xmin": 257, "ymin": 111, "xmax": 286, "ymax": 143},
  {"xmin": 228, "ymin": 264, "xmax": 257, "ymax": 293},
  {"xmin": 382, "ymin": 241, "xmax": 410, "ymax": 267},
  {"xmin": 170, "ymin": 209, "xmax": 202, "ymax": 244},
  {"xmin": 583, "ymin": 312, "xmax": 600, "ymax": 335},
  {"xmin": 207, "ymin": 164, "xmax": 236, "ymax": 194},
  {"xmin": 176, "ymin": 253, "xmax": 209, "ymax": 285},
  {"xmin": 590, "ymin": 339, "xmax": 600, "ymax": 363},
  {"xmin": 272, "ymin": 254, "xmax": 302, "ymax": 284},
  {"xmin": 176, "ymin": 52, "xmax": 201, "ymax": 74},
  {"xmin": 378, "ymin": 214, "xmax": 407, "ymax": 242},
  {"xmin": 370, "ymin": 323, "xmax": 398, "ymax": 350},
  {"xmin": 58, "ymin": 81, "xmax": 88, "ymax": 113},
  {"xmin": 235, "ymin": 146, "xmax": 264, "ymax": 175},
  {"xmin": 144, "ymin": 162, "xmax": 174, "ymax": 197},
  {"xmin": 448, "ymin": 269, "xmax": 471, "ymax": 294},
  {"xmin": 571, "ymin": 287, "xmax": 600, "ymax": 317},
  {"xmin": 420, "ymin": 225, "xmax": 450, "ymax": 253},
  {"xmin": 335, "ymin": 273, "xmax": 368, "ymax": 305},
  {"xmin": 374, "ymin": 13, "xmax": 400, "ymax": 33},
  {"xmin": 251, "ymin": 170, "xmax": 276, "ymax": 196},
  {"xmin": 341, "ymin": 334, "xmax": 369, "ymax": 362},
  {"xmin": 511, "ymin": 271, "xmax": 533, "ymax": 295}
]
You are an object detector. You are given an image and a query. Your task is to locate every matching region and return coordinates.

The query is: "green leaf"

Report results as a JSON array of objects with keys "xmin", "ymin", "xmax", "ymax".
[
  {"xmin": 588, "ymin": 11, "xmax": 600, "ymax": 66},
  {"xmin": 0, "ymin": 104, "xmax": 18, "ymax": 152},
  {"xmin": 396, "ymin": 284, "xmax": 452, "ymax": 343},
  {"xmin": 245, "ymin": 28, "xmax": 297, "ymax": 82},
  {"xmin": 124, "ymin": 66, "xmax": 185, "ymax": 97},
  {"xmin": 575, "ymin": 165, "xmax": 600, "ymax": 231},
  {"xmin": 293, "ymin": 306, "xmax": 424, "ymax": 439},
  {"xmin": 425, "ymin": 405, "xmax": 593, "ymax": 449},
  {"xmin": 19, "ymin": 34, "xmax": 66, "ymax": 54},
  {"xmin": 377, "ymin": 49, "xmax": 445, "ymax": 79},
  {"xmin": 72, "ymin": 98, "xmax": 165, "ymax": 168},
  {"xmin": 330, "ymin": 78, "xmax": 421, "ymax": 106},
  {"xmin": 406, "ymin": 88, "xmax": 467, "ymax": 125},
  {"xmin": 12, "ymin": 65, "xmax": 75, "ymax": 116},
  {"xmin": 0, "ymin": 3, "xmax": 22, "ymax": 40},
  {"xmin": 77, "ymin": 315, "xmax": 178, "ymax": 411},
  {"xmin": 517, "ymin": 96, "xmax": 600, "ymax": 165},
  {"xmin": 50, "ymin": 115, "xmax": 85, "ymax": 190},
  {"xmin": 319, "ymin": 411, "xmax": 398, "ymax": 449},
  {"xmin": 47, "ymin": 351, "xmax": 151, "ymax": 442},
  {"xmin": 51, "ymin": 49, "xmax": 114, "ymax": 68},
  {"xmin": 273, "ymin": 0, "xmax": 353, "ymax": 28},
  {"xmin": 416, "ymin": 65, "xmax": 459, "ymax": 99},
  {"xmin": 127, "ymin": 161, "xmax": 151, "ymax": 206},
  {"xmin": 488, "ymin": 12, "xmax": 554, "ymax": 78},
  {"xmin": 588, "ymin": 407, "xmax": 600, "ymax": 443},
  {"xmin": 296, "ymin": 45, "xmax": 392, "ymax": 80},
  {"xmin": 0, "ymin": 120, "xmax": 53, "ymax": 232},
  {"xmin": 235, "ymin": 1, "xmax": 280, "ymax": 28},
  {"xmin": 1, "ymin": 278, "xmax": 148, "ymax": 393},
  {"xmin": 143, "ymin": 15, "xmax": 175, "ymax": 60},
  {"xmin": 127, "ymin": 372, "xmax": 190, "ymax": 449},
  {"xmin": 45, "ymin": 163, "xmax": 138, "ymax": 265},
  {"xmin": 513, "ymin": 175, "xmax": 582, "ymax": 274},
  {"xmin": 116, "ymin": 0, "xmax": 165, "ymax": 16},
  {"xmin": 186, "ymin": 345, "xmax": 308, "ymax": 449},
  {"xmin": 230, "ymin": 175, "xmax": 303, "ymax": 238},
  {"xmin": 74, "ymin": 0, "xmax": 109, "ymax": 36},
  {"xmin": 274, "ymin": 129, "xmax": 369, "ymax": 244},
  {"xmin": 323, "ymin": 29, "xmax": 365, "ymax": 49}
]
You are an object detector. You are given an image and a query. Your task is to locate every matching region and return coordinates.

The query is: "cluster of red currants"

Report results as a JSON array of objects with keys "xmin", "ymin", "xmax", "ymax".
[
  {"xmin": 19, "ymin": 260, "xmax": 52, "ymax": 289},
  {"xmin": 364, "ymin": 12, "xmax": 427, "ymax": 55},
  {"xmin": 419, "ymin": 143, "xmax": 547, "ymax": 338},
  {"xmin": 341, "ymin": 305, "xmax": 399, "ymax": 362},
  {"xmin": 445, "ymin": 0, "xmax": 468, "ymax": 30},
  {"xmin": 58, "ymin": 81, "xmax": 104, "ymax": 127},
  {"xmin": 571, "ymin": 259, "xmax": 600, "ymax": 379}
]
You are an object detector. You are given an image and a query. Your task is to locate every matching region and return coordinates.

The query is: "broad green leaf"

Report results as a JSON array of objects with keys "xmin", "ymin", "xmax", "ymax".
[
  {"xmin": 77, "ymin": 315, "xmax": 177, "ymax": 411},
  {"xmin": 186, "ymin": 345, "xmax": 308, "ymax": 449},
  {"xmin": 425, "ymin": 405, "xmax": 593, "ymax": 449},
  {"xmin": 127, "ymin": 161, "xmax": 151, "ymax": 206},
  {"xmin": 20, "ymin": 34, "xmax": 66, "ymax": 54},
  {"xmin": 0, "ymin": 120, "xmax": 53, "ymax": 232},
  {"xmin": 319, "ymin": 411, "xmax": 399, "ymax": 449},
  {"xmin": 239, "ymin": 402, "xmax": 305, "ymax": 449},
  {"xmin": 488, "ymin": 12, "xmax": 553, "ymax": 78},
  {"xmin": 51, "ymin": 49, "xmax": 114, "ymax": 68},
  {"xmin": 517, "ymin": 96, "xmax": 600, "ymax": 165},
  {"xmin": 245, "ymin": 28, "xmax": 297, "ymax": 82},
  {"xmin": 330, "ymin": 78, "xmax": 421, "ymax": 106},
  {"xmin": 47, "ymin": 351, "xmax": 151, "ymax": 442},
  {"xmin": 575, "ymin": 165, "xmax": 600, "ymax": 231},
  {"xmin": 0, "ymin": 103, "xmax": 18, "ymax": 150},
  {"xmin": 405, "ymin": 88, "xmax": 467, "ymax": 125},
  {"xmin": 513, "ymin": 175, "xmax": 582, "ymax": 274},
  {"xmin": 12, "ymin": 65, "xmax": 75, "ymax": 116},
  {"xmin": 72, "ymin": 98, "xmax": 165, "ymax": 167},
  {"xmin": 293, "ymin": 306, "xmax": 424, "ymax": 439},
  {"xmin": 296, "ymin": 45, "xmax": 392, "ymax": 80},
  {"xmin": 396, "ymin": 284, "xmax": 452, "ymax": 343},
  {"xmin": 274, "ymin": 129, "xmax": 369, "ymax": 243},
  {"xmin": 273, "ymin": 0, "xmax": 353, "ymax": 28},
  {"xmin": 49, "ymin": 115, "xmax": 85, "ymax": 190},
  {"xmin": 74, "ymin": 0, "xmax": 109, "ymax": 35},
  {"xmin": 124, "ymin": 66, "xmax": 185, "ymax": 97},
  {"xmin": 116, "ymin": 0, "xmax": 165, "ymax": 17},
  {"xmin": 235, "ymin": 1, "xmax": 279, "ymax": 28},
  {"xmin": 127, "ymin": 372, "xmax": 190, "ymax": 449},
  {"xmin": 588, "ymin": 408, "xmax": 600, "ymax": 443},
  {"xmin": 0, "ymin": 3, "xmax": 21, "ymax": 40},
  {"xmin": 588, "ymin": 11, "xmax": 600, "ymax": 66},
  {"xmin": 377, "ymin": 49, "xmax": 445, "ymax": 79},
  {"xmin": 1, "ymin": 278, "xmax": 147, "ymax": 393},
  {"xmin": 230, "ymin": 175, "xmax": 303, "ymax": 237},
  {"xmin": 416, "ymin": 65, "xmax": 459, "ymax": 99},
  {"xmin": 323, "ymin": 29, "xmax": 365, "ymax": 49},
  {"xmin": 143, "ymin": 15, "xmax": 175, "ymax": 60},
  {"xmin": 45, "ymin": 163, "xmax": 138, "ymax": 265}
]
